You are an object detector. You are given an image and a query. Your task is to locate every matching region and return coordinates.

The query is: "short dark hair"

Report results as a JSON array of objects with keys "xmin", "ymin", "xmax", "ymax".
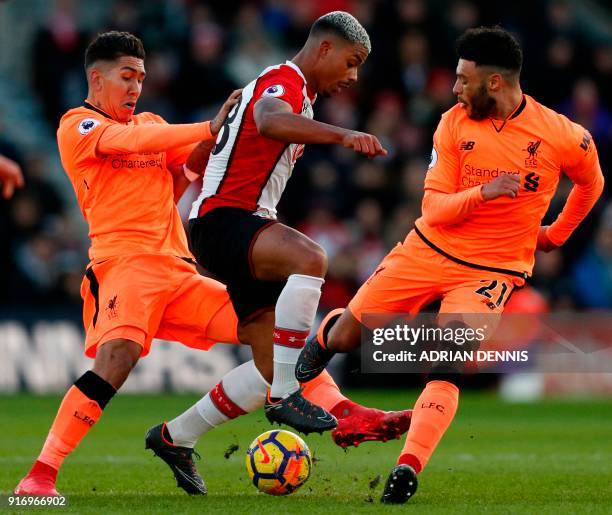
[
  {"xmin": 309, "ymin": 11, "xmax": 371, "ymax": 53},
  {"xmin": 456, "ymin": 26, "xmax": 522, "ymax": 74},
  {"xmin": 85, "ymin": 31, "xmax": 145, "ymax": 70}
]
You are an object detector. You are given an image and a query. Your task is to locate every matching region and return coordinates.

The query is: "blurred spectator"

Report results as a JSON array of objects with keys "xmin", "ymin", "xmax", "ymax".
[
  {"xmin": 398, "ymin": 30, "xmax": 429, "ymax": 96},
  {"xmin": 559, "ymin": 78, "xmax": 612, "ymax": 182},
  {"xmin": 174, "ymin": 15, "xmax": 238, "ymax": 119},
  {"xmin": 32, "ymin": 0, "xmax": 88, "ymax": 125},
  {"xmin": 384, "ymin": 203, "xmax": 419, "ymax": 247},
  {"xmin": 20, "ymin": 156, "xmax": 64, "ymax": 217},
  {"xmin": 106, "ymin": 0, "xmax": 141, "ymax": 34},
  {"xmin": 399, "ymin": 158, "xmax": 426, "ymax": 204},
  {"xmin": 0, "ymin": 116, "xmax": 23, "ymax": 166},
  {"xmin": 560, "ymin": 78, "xmax": 612, "ymax": 145},
  {"xmin": 532, "ymin": 249, "xmax": 575, "ymax": 310},
  {"xmin": 298, "ymin": 205, "xmax": 351, "ymax": 261},
  {"xmin": 136, "ymin": 51, "xmax": 180, "ymax": 121},
  {"xmin": 226, "ymin": 4, "xmax": 284, "ymax": 85},
  {"xmin": 532, "ymin": 37, "xmax": 576, "ymax": 108},
  {"xmin": 572, "ymin": 203, "xmax": 612, "ymax": 308},
  {"xmin": 592, "ymin": 45, "xmax": 612, "ymax": 110},
  {"xmin": 350, "ymin": 198, "xmax": 387, "ymax": 283}
]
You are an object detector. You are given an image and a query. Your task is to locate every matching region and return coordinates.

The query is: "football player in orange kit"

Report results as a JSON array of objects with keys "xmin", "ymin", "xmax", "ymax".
[
  {"xmin": 14, "ymin": 31, "xmax": 410, "ymax": 498},
  {"xmin": 296, "ymin": 26, "xmax": 605, "ymax": 503}
]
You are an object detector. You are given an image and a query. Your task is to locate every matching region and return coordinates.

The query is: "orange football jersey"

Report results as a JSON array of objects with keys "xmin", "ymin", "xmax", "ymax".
[
  {"xmin": 57, "ymin": 103, "xmax": 196, "ymax": 261},
  {"xmin": 415, "ymin": 95, "xmax": 601, "ymax": 276}
]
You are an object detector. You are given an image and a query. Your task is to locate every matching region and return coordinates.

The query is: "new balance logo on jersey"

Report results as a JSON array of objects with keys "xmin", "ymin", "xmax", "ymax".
[
  {"xmin": 459, "ymin": 141, "xmax": 475, "ymax": 151},
  {"xmin": 524, "ymin": 172, "xmax": 540, "ymax": 192}
]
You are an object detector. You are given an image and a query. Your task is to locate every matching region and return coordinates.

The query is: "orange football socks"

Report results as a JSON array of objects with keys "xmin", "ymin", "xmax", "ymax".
[
  {"xmin": 37, "ymin": 385, "xmax": 103, "ymax": 471},
  {"xmin": 398, "ymin": 380, "xmax": 459, "ymax": 473},
  {"xmin": 32, "ymin": 371, "xmax": 116, "ymax": 475}
]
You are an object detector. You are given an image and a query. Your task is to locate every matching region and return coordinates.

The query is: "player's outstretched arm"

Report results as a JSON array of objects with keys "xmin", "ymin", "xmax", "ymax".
[
  {"xmin": 97, "ymin": 120, "xmax": 213, "ymax": 155},
  {"xmin": 0, "ymin": 154, "xmax": 24, "ymax": 199},
  {"xmin": 96, "ymin": 90, "xmax": 242, "ymax": 156},
  {"xmin": 167, "ymin": 89, "xmax": 242, "ymax": 201},
  {"xmin": 254, "ymin": 97, "xmax": 387, "ymax": 158}
]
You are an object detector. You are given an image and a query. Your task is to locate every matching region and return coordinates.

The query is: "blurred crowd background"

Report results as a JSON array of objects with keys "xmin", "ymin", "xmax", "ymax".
[{"xmin": 0, "ymin": 0, "xmax": 611, "ymax": 314}]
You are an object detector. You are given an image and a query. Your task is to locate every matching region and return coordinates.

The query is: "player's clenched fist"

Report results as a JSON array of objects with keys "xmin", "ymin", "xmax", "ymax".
[
  {"xmin": 481, "ymin": 173, "xmax": 520, "ymax": 201},
  {"xmin": 0, "ymin": 154, "xmax": 24, "ymax": 199},
  {"xmin": 211, "ymin": 89, "xmax": 243, "ymax": 135},
  {"xmin": 342, "ymin": 131, "xmax": 387, "ymax": 158}
]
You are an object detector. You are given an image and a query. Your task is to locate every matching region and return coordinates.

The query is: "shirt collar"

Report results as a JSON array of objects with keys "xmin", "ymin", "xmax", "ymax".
[
  {"xmin": 285, "ymin": 60, "xmax": 317, "ymax": 101},
  {"xmin": 83, "ymin": 100, "xmax": 113, "ymax": 120},
  {"xmin": 285, "ymin": 60, "xmax": 306, "ymax": 82}
]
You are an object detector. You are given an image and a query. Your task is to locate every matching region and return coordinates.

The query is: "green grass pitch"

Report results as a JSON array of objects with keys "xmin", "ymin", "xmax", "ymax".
[{"xmin": 1, "ymin": 390, "xmax": 611, "ymax": 514}]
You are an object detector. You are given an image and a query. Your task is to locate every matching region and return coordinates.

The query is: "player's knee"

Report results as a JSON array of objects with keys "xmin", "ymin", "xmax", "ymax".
[
  {"xmin": 92, "ymin": 339, "xmax": 141, "ymax": 389},
  {"xmin": 294, "ymin": 242, "xmax": 327, "ymax": 277}
]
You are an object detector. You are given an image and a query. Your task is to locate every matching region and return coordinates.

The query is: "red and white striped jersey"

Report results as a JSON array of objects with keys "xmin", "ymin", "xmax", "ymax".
[{"xmin": 190, "ymin": 61, "xmax": 316, "ymax": 220}]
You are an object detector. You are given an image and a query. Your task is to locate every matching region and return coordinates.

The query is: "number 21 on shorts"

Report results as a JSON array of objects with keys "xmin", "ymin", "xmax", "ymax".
[{"xmin": 475, "ymin": 279, "xmax": 509, "ymax": 308}]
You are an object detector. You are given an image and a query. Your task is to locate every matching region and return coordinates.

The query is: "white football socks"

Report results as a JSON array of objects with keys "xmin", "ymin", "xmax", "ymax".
[
  {"xmin": 270, "ymin": 274, "xmax": 324, "ymax": 399},
  {"xmin": 166, "ymin": 360, "xmax": 269, "ymax": 448}
]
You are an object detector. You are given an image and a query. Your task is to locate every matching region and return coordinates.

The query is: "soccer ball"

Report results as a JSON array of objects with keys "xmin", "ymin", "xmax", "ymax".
[{"xmin": 245, "ymin": 429, "xmax": 312, "ymax": 495}]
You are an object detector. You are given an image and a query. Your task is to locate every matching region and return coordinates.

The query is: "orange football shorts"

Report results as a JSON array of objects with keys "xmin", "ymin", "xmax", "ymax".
[
  {"xmin": 80, "ymin": 254, "xmax": 239, "ymax": 357},
  {"xmin": 349, "ymin": 230, "xmax": 525, "ymax": 331}
]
